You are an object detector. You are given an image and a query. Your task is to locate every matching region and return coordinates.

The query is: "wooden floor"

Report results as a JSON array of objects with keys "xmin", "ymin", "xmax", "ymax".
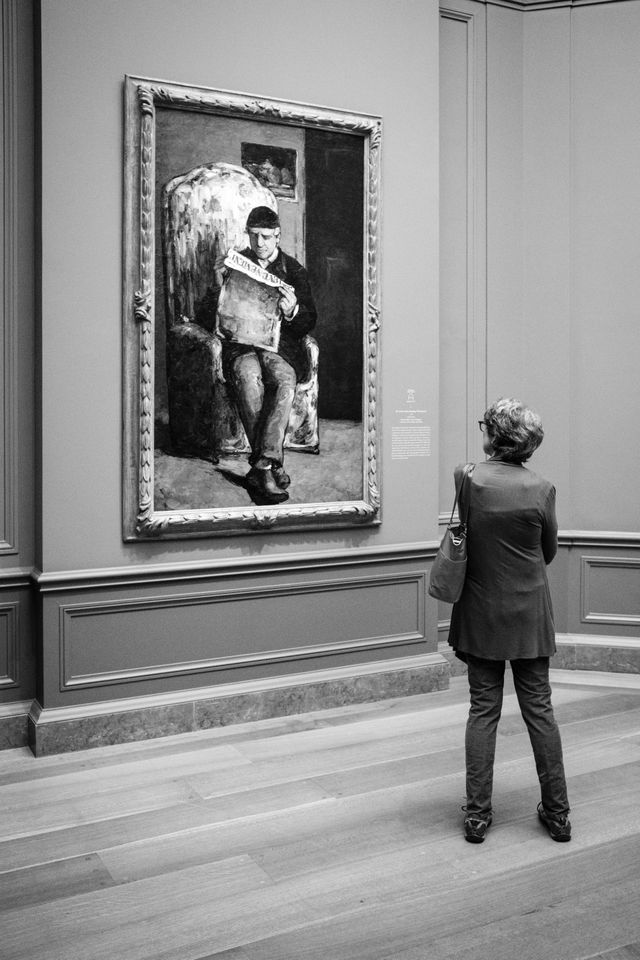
[{"xmin": 2, "ymin": 670, "xmax": 640, "ymax": 960}]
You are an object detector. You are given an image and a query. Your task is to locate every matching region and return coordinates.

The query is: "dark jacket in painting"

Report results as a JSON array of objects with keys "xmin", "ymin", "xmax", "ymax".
[{"xmin": 229, "ymin": 246, "xmax": 317, "ymax": 381}]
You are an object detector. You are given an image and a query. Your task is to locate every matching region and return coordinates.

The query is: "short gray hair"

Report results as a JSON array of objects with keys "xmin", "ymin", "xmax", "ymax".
[{"xmin": 483, "ymin": 397, "xmax": 544, "ymax": 463}]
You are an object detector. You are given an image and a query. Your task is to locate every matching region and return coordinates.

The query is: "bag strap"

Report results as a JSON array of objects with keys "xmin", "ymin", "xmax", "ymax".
[{"xmin": 448, "ymin": 462, "xmax": 475, "ymax": 526}]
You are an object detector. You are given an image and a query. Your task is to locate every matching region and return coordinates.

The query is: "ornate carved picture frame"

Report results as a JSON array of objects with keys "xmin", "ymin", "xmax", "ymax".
[{"xmin": 123, "ymin": 76, "xmax": 381, "ymax": 540}]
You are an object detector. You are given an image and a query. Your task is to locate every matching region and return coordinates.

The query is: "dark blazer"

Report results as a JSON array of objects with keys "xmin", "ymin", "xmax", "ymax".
[{"xmin": 448, "ymin": 459, "xmax": 558, "ymax": 661}]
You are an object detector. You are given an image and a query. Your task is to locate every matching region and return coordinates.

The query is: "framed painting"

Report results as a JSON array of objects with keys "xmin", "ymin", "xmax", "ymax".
[{"xmin": 122, "ymin": 76, "xmax": 382, "ymax": 539}]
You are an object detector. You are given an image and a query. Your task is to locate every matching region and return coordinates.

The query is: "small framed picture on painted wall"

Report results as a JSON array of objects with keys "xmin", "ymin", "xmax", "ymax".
[
  {"xmin": 122, "ymin": 76, "xmax": 382, "ymax": 540},
  {"xmin": 241, "ymin": 142, "xmax": 298, "ymax": 200}
]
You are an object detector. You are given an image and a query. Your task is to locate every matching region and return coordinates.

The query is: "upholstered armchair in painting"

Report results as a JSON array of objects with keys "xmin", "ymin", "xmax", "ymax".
[{"xmin": 162, "ymin": 162, "xmax": 319, "ymax": 463}]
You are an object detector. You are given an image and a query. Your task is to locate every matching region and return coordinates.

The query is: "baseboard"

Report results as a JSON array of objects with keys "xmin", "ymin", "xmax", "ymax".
[
  {"xmin": 0, "ymin": 700, "xmax": 31, "ymax": 750},
  {"xmin": 437, "ymin": 641, "xmax": 468, "ymax": 676},
  {"xmin": 438, "ymin": 633, "xmax": 640, "ymax": 678},
  {"xmin": 553, "ymin": 633, "xmax": 640, "ymax": 674},
  {"xmin": 27, "ymin": 652, "xmax": 450, "ymax": 757}
]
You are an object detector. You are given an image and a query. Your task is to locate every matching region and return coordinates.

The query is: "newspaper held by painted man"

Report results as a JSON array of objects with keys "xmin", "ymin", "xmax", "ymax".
[{"xmin": 215, "ymin": 249, "xmax": 295, "ymax": 353}]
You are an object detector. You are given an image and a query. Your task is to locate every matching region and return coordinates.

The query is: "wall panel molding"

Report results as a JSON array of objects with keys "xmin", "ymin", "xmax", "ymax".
[
  {"xmin": 0, "ymin": 601, "xmax": 19, "ymax": 687},
  {"xmin": 581, "ymin": 556, "xmax": 640, "ymax": 626},
  {"xmin": 439, "ymin": 0, "xmax": 487, "ymax": 519},
  {"xmin": 436, "ymin": 534, "xmax": 640, "ymax": 640},
  {"xmin": 57, "ymin": 572, "xmax": 426, "ymax": 690},
  {"xmin": 0, "ymin": 0, "xmax": 19, "ymax": 554}
]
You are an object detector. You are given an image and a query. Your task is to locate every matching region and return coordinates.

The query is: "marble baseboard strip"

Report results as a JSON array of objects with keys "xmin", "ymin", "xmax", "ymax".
[
  {"xmin": 549, "ymin": 668, "xmax": 640, "ymax": 689},
  {"xmin": 27, "ymin": 652, "xmax": 450, "ymax": 757},
  {"xmin": 0, "ymin": 700, "xmax": 32, "ymax": 750},
  {"xmin": 436, "ymin": 642, "xmax": 468, "ymax": 677},
  {"xmin": 553, "ymin": 635, "xmax": 640, "ymax": 675},
  {"xmin": 0, "ymin": 713, "xmax": 29, "ymax": 750},
  {"xmin": 438, "ymin": 634, "xmax": 640, "ymax": 678}
]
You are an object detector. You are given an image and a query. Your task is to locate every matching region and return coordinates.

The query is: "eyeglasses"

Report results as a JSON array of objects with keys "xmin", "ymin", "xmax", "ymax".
[{"xmin": 478, "ymin": 420, "xmax": 488, "ymax": 432}]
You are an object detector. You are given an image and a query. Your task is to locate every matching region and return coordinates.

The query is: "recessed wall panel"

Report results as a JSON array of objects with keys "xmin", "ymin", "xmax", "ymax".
[
  {"xmin": 59, "ymin": 574, "xmax": 426, "ymax": 691},
  {"xmin": 0, "ymin": 602, "xmax": 18, "ymax": 687},
  {"xmin": 582, "ymin": 557, "xmax": 640, "ymax": 626},
  {"xmin": 439, "ymin": 1, "xmax": 487, "ymax": 515}
]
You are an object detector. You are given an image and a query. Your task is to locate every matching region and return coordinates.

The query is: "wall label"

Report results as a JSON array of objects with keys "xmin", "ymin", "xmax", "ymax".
[{"xmin": 392, "ymin": 390, "xmax": 431, "ymax": 460}]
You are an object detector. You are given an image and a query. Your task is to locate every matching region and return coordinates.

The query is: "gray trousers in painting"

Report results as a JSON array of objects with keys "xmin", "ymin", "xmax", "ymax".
[{"xmin": 228, "ymin": 348, "xmax": 296, "ymax": 468}]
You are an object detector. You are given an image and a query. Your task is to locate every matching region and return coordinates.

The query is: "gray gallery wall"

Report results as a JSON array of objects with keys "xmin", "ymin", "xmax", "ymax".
[
  {"xmin": 0, "ymin": 0, "xmax": 638, "ymax": 753},
  {"xmin": 25, "ymin": 0, "xmax": 442, "ymax": 751},
  {"xmin": 440, "ymin": 0, "xmax": 640, "ymax": 653},
  {"xmin": 38, "ymin": 0, "xmax": 440, "ymax": 574}
]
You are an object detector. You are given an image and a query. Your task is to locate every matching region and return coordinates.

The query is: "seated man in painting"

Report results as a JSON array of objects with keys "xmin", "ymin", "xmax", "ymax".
[{"xmin": 216, "ymin": 206, "xmax": 317, "ymax": 504}]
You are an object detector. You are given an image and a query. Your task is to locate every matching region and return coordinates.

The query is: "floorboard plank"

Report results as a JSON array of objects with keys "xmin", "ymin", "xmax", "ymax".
[
  {"xmin": 83, "ymin": 759, "xmax": 640, "ymax": 892},
  {"xmin": 0, "ymin": 859, "xmax": 317, "ymax": 960},
  {"xmin": 0, "ymin": 852, "xmax": 114, "ymax": 911},
  {"xmin": 0, "ymin": 741, "xmax": 250, "ymax": 795},
  {"xmin": 187, "ymin": 705, "xmax": 640, "ymax": 802},
  {"xmin": 216, "ymin": 836, "xmax": 640, "ymax": 960},
  {"xmin": 0, "ymin": 779, "xmax": 333, "ymax": 872},
  {"xmin": 583, "ymin": 947, "xmax": 640, "ymax": 960},
  {"xmin": 0, "ymin": 777, "xmax": 202, "ymax": 841}
]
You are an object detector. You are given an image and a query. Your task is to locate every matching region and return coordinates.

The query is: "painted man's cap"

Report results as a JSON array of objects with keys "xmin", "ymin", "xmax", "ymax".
[{"xmin": 246, "ymin": 206, "xmax": 280, "ymax": 229}]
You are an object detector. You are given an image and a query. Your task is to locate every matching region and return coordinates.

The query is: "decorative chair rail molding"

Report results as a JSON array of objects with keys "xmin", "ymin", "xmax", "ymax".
[
  {"xmin": 9, "ymin": 529, "xmax": 640, "ymax": 594},
  {"xmin": 30, "ymin": 542, "xmax": 435, "ymax": 592},
  {"xmin": 478, "ymin": 0, "xmax": 633, "ymax": 9},
  {"xmin": 559, "ymin": 531, "xmax": 640, "ymax": 548},
  {"xmin": 436, "ymin": 525, "xmax": 640, "ymax": 548},
  {"xmin": 0, "ymin": 567, "xmax": 32, "ymax": 587},
  {"xmin": 436, "ymin": 522, "xmax": 640, "ymax": 547},
  {"xmin": 17, "ymin": 529, "xmax": 640, "ymax": 593}
]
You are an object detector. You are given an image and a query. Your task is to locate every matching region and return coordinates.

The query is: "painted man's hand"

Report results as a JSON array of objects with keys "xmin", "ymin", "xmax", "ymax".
[{"xmin": 279, "ymin": 286, "xmax": 298, "ymax": 319}]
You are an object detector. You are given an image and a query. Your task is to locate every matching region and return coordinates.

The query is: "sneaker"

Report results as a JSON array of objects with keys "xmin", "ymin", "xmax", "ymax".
[
  {"xmin": 537, "ymin": 802, "xmax": 571, "ymax": 842},
  {"xmin": 464, "ymin": 813, "xmax": 492, "ymax": 844}
]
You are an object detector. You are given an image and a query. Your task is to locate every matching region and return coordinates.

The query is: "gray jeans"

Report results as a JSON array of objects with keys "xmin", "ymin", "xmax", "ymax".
[{"xmin": 465, "ymin": 654, "xmax": 570, "ymax": 819}]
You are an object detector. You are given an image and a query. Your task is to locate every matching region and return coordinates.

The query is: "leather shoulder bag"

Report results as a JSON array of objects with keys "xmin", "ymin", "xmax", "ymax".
[{"xmin": 428, "ymin": 463, "xmax": 475, "ymax": 604}]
